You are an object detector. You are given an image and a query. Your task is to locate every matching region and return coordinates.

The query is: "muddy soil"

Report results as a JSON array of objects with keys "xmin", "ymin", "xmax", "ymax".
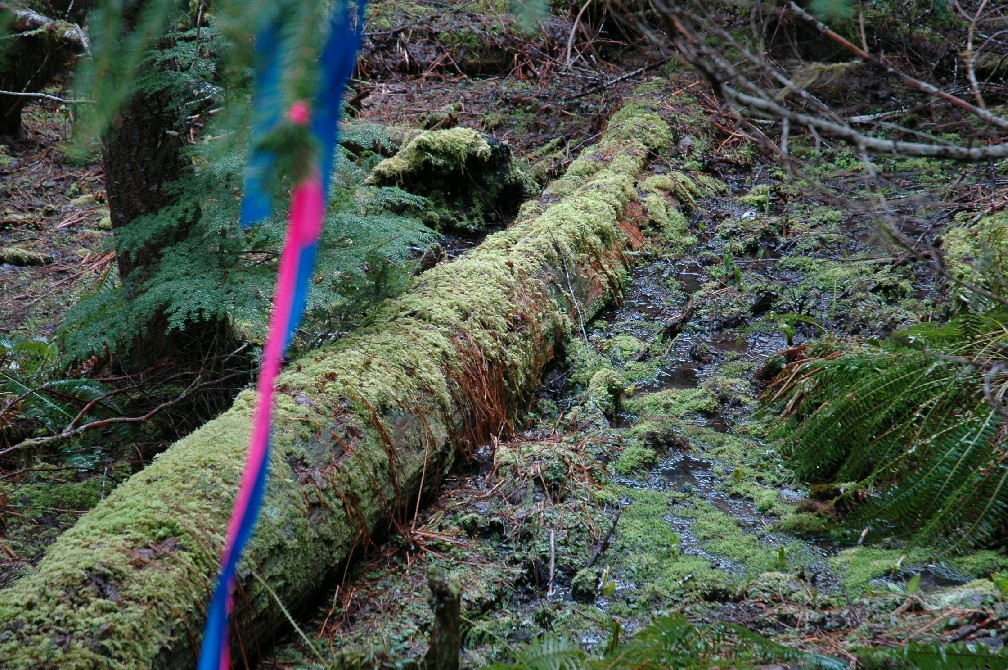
[{"xmin": 259, "ymin": 82, "xmax": 1008, "ymax": 668}]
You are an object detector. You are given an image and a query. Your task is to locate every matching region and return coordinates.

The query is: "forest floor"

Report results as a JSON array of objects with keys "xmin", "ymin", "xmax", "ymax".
[
  {"xmin": 260, "ymin": 73, "xmax": 1008, "ymax": 667},
  {"xmin": 2, "ymin": 0, "xmax": 1008, "ymax": 667},
  {"xmin": 254, "ymin": 9, "xmax": 1008, "ymax": 668},
  {"xmin": 0, "ymin": 103, "xmax": 109, "ymax": 338}
]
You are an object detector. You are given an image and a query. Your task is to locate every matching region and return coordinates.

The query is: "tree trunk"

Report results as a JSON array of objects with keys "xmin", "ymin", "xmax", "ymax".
[
  {"xmin": 0, "ymin": 102, "xmax": 672, "ymax": 670},
  {"xmin": 89, "ymin": 0, "xmax": 230, "ymax": 369},
  {"xmin": 101, "ymin": 90, "xmax": 189, "ymax": 282},
  {"xmin": 100, "ymin": 87, "xmax": 220, "ymax": 367}
]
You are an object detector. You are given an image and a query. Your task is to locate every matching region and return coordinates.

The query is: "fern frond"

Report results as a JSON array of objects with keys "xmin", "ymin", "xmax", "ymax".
[
  {"xmin": 508, "ymin": 637, "xmax": 587, "ymax": 670},
  {"xmin": 855, "ymin": 641, "xmax": 1008, "ymax": 670},
  {"xmin": 766, "ymin": 310, "xmax": 1008, "ymax": 549},
  {"xmin": 59, "ymin": 126, "xmax": 436, "ymax": 361},
  {"xmin": 594, "ymin": 615, "xmax": 829, "ymax": 670}
]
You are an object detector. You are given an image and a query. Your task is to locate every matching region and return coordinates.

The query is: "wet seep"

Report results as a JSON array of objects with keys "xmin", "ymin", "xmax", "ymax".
[{"xmin": 261, "ymin": 168, "xmax": 1007, "ymax": 669}]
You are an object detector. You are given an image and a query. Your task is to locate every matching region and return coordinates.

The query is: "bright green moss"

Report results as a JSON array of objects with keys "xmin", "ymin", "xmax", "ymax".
[
  {"xmin": 943, "ymin": 212, "xmax": 1008, "ymax": 308},
  {"xmin": 639, "ymin": 174, "xmax": 695, "ymax": 248},
  {"xmin": 587, "ymin": 368, "xmax": 624, "ymax": 419},
  {"xmin": 604, "ymin": 106, "xmax": 672, "ymax": 154},
  {"xmin": 614, "ymin": 444, "xmax": 660, "ymax": 475},
  {"xmin": 641, "ymin": 172, "xmax": 699, "ymax": 208},
  {"xmin": 609, "ymin": 487, "xmax": 736, "ymax": 605},
  {"xmin": 830, "ymin": 547, "xmax": 933, "ymax": 595},
  {"xmin": 950, "ymin": 550, "xmax": 1008, "ymax": 577},
  {"xmin": 13, "ymin": 479, "xmax": 103, "ymax": 511},
  {"xmin": 624, "ymin": 388, "xmax": 717, "ymax": 420},
  {"xmin": 370, "ymin": 127, "xmax": 491, "ymax": 182},
  {"xmin": 0, "ymin": 102, "xmax": 674, "ymax": 669},
  {"xmin": 739, "ymin": 183, "xmax": 771, "ymax": 209},
  {"xmin": 0, "ymin": 246, "xmax": 51, "ymax": 266},
  {"xmin": 367, "ymin": 127, "xmax": 533, "ymax": 231}
]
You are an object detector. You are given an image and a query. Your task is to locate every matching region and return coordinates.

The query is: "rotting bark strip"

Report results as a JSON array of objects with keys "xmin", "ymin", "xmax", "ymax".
[{"xmin": 0, "ymin": 102, "xmax": 671, "ymax": 669}]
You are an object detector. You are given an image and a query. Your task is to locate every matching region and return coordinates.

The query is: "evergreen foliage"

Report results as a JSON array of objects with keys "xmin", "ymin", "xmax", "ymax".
[
  {"xmin": 60, "ymin": 137, "xmax": 435, "ymax": 360},
  {"xmin": 489, "ymin": 617, "xmax": 1008, "ymax": 668},
  {"xmin": 59, "ymin": 3, "xmax": 437, "ymax": 362},
  {"xmin": 499, "ymin": 637, "xmax": 587, "ymax": 670},
  {"xmin": 855, "ymin": 640, "xmax": 1008, "ymax": 669},
  {"xmin": 765, "ymin": 309, "xmax": 1008, "ymax": 549},
  {"xmin": 486, "ymin": 615, "xmax": 842, "ymax": 669}
]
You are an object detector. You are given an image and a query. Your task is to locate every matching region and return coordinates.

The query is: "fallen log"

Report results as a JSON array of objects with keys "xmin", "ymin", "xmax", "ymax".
[
  {"xmin": 0, "ymin": 2, "xmax": 92, "ymax": 136},
  {"xmin": 0, "ymin": 102, "xmax": 671, "ymax": 669}
]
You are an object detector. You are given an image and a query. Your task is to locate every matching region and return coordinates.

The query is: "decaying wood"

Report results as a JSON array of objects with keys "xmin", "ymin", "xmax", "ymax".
[
  {"xmin": 422, "ymin": 567, "xmax": 461, "ymax": 670},
  {"xmin": 0, "ymin": 2, "xmax": 91, "ymax": 136},
  {"xmin": 0, "ymin": 102, "xmax": 671, "ymax": 669}
]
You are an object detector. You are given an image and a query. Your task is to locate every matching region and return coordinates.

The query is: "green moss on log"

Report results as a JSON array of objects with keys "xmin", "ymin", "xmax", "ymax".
[
  {"xmin": 367, "ymin": 127, "xmax": 534, "ymax": 232},
  {"xmin": 0, "ymin": 103, "xmax": 672, "ymax": 669},
  {"xmin": 0, "ymin": 246, "xmax": 52, "ymax": 265}
]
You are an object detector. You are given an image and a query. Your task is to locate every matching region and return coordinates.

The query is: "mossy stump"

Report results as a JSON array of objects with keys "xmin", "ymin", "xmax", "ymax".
[
  {"xmin": 0, "ymin": 103, "xmax": 671, "ymax": 669},
  {"xmin": 368, "ymin": 127, "xmax": 533, "ymax": 232}
]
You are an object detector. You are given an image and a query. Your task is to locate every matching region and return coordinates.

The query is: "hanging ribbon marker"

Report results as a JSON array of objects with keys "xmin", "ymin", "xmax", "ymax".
[{"xmin": 198, "ymin": 3, "xmax": 366, "ymax": 667}]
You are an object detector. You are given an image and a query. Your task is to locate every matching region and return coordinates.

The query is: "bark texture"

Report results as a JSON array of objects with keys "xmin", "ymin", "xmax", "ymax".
[
  {"xmin": 422, "ymin": 567, "xmax": 461, "ymax": 670},
  {"xmin": 0, "ymin": 102, "xmax": 671, "ymax": 669}
]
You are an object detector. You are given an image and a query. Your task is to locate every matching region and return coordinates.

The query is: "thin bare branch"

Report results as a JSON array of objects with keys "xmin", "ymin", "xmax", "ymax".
[
  {"xmin": 785, "ymin": 1, "xmax": 1008, "ymax": 131},
  {"xmin": 0, "ymin": 370, "xmax": 246, "ymax": 458},
  {"xmin": 0, "ymin": 89, "xmax": 93, "ymax": 105}
]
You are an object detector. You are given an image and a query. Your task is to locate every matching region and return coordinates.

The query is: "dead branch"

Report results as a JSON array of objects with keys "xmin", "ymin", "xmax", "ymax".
[
  {"xmin": 784, "ymin": 1, "xmax": 1008, "ymax": 131},
  {"xmin": 0, "ymin": 370, "xmax": 246, "ymax": 458},
  {"xmin": 654, "ymin": 0, "xmax": 1008, "ymax": 162},
  {"xmin": 0, "ymin": 3, "xmax": 90, "ymax": 54},
  {"xmin": 0, "ymin": 89, "xmax": 93, "ymax": 105}
]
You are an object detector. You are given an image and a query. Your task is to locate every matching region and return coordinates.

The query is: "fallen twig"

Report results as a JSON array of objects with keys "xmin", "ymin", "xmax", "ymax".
[{"xmin": 586, "ymin": 506, "xmax": 622, "ymax": 568}]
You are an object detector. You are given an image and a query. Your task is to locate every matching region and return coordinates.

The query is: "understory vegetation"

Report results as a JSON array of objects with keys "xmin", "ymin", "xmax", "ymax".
[{"xmin": 2, "ymin": 0, "xmax": 1008, "ymax": 667}]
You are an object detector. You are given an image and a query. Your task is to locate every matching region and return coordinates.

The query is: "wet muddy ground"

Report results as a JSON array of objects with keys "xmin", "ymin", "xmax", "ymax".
[{"xmin": 261, "ymin": 119, "xmax": 1008, "ymax": 668}]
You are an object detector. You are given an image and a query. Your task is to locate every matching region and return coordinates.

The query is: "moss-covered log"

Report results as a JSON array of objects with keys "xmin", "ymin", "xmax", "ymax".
[
  {"xmin": 368, "ymin": 127, "xmax": 534, "ymax": 232},
  {"xmin": 0, "ymin": 103, "xmax": 671, "ymax": 669}
]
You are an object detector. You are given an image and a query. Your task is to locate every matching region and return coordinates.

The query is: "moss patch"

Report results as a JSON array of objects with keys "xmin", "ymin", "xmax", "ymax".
[
  {"xmin": 368, "ymin": 127, "xmax": 534, "ymax": 232},
  {"xmin": 0, "ymin": 246, "xmax": 52, "ymax": 266}
]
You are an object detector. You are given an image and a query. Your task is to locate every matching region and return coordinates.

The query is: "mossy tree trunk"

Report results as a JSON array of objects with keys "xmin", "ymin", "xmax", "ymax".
[
  {"xmin": 0, "ymin": 102, "xmax": 671, "ymax": 669},
  {"xmin": 96, "ymin": 0, "xmax": 226, "ymax": 369}
]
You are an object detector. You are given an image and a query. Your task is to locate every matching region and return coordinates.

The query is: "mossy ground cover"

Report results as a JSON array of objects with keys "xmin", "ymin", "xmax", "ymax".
[
  {"xmin": 6, "ymin": 1, "xmax": 1008, "ymax": 665},
  {"xmin": 0, "ymin": 83, "xmax": 673, "ymax": 667},
  {"xmin": 261, "ymin": 76, "xmax": 1008, "ymax": 668}
]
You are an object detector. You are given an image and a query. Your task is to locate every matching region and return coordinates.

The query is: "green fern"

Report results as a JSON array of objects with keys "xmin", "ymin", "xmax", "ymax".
[
  {"xmin": 855, "ymin": 641, "xmax": 1008, "ymax": 669},
  {"xmin": 59, "ymin": 136, "xmax": 436, "ymax": 361},
  {"xmin": 488, "ymin": 616, "xmax": 840, "ymax": 669},
  {"xmin": 594, "ymin": 615, "xmax": 830, "ymax": 669},
  {"xmin": 499, "ymin": 637, "xmax": 587, "ymax": 670},
  {"xmin": 765, "ymin": 309, "xmax": 1008, "ymax": 549},
  {"xmin": 0, "ymin": 336, "xmax": 118, "ymax": 467}
]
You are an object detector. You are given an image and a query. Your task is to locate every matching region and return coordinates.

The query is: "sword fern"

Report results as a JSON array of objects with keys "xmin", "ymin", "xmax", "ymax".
[{"xmin": 766, "ymin": 310, "xmax": 1008, "ymax": 549}]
